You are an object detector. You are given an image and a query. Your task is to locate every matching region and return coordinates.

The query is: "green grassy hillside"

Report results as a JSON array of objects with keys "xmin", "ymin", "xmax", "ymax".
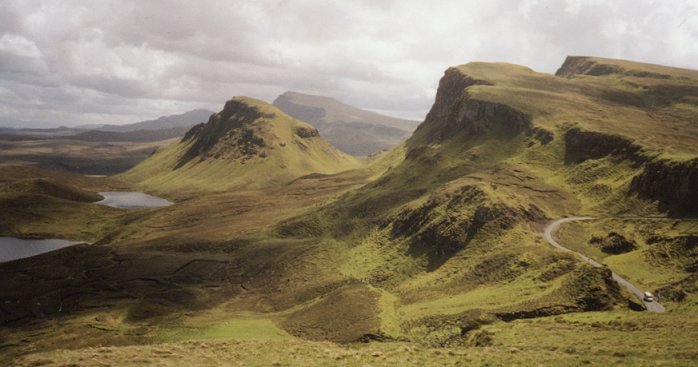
[
  {"xmin": 121, "ymin": 97, "xmax": 362, "ymax": 196},
  {"xmin": 270, "ymin": 56, "xmax": 698, "ymax": 345}
]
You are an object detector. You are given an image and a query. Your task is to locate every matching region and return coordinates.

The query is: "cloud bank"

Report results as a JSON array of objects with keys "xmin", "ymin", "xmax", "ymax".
[{"xmin": 0, "ymin": 0, "xmax": 696, "ymax": 127}]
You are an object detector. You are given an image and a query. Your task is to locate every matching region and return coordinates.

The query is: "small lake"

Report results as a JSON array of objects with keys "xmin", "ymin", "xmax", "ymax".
[
  {"xmin": 0, "ymin": 237, "xmax": 84, "ymax": 263},
  {"xmin": 97, "ymin": 192, "xmax": 173, "ymax": 209}
]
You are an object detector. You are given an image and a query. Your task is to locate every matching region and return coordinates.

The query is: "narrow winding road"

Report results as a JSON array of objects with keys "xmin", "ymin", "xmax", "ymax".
[{"xmin": 543, "ymin": 217, "xmax": 665, "ymax": 313}]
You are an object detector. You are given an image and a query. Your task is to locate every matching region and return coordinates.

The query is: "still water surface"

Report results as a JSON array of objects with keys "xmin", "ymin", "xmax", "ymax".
[
  {"xmin": 0, "ymin": 237, "xmax": 84, "ymax": 262},
  {"xmin": 97, "ymin": 191, "xmax": 172, "ymax": 208}
]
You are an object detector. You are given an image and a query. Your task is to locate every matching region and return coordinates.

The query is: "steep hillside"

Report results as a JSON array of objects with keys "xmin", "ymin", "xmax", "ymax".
[
  {"xmin": 273, "ymin": 56, "xmax": 698, "ymax": 343},
  {"xmin": 273, "ymin": 91, "xmax": 419, "ymax": 155},
  {"xmin": 121, "ymin": 97, "xmax": 362, "ymax": 195}
]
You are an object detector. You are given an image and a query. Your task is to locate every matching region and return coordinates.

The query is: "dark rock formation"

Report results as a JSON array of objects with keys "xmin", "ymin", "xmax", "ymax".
[
  {"xmin": 589, "ymin": 232, "xmax": 638, "ymax": 254},
  {"xmin": 562, "ymin": 266, "xmax": 623, "ymax": 311},
  {"xmin": 527, "ymin": 127, "xmax": 554, "ymax": 145},
  {"xmin": 413, "ymin": 68, "xmax": 531, "ymax": 144},
  {"xmin": 294, "ymin": 126, "xmax": 320, "ymax": 138},
  {"xmin": 564, "ymin": 127, "xmax": 644, "ymax": 164},
  {"xmin": 176, "ymin": 99, "xmax": 271, "ymax": 168},
  {"xmin": 630, "ymin": 159, "xmax": 698, "ymax": 215}
]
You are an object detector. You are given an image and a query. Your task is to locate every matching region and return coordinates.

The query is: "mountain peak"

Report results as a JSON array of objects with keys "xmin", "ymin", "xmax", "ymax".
[
  {"xmin": 121, "ymin": 97, "xmax": 359, "ymax": 194},
  {"xmin": 178, "ymin": 96, "xmax": 321, "ymax": 167}
]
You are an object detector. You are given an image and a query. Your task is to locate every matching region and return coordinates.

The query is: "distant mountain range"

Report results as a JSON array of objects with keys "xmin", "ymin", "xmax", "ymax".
[
  {"xmin": 97, "ymin": 109, "xmax": 213, "ymax": 133},
  {"xmin": 0, "ymin": 109, "xmax": 214, "ymax": 143},
  {"xmin": 2, "ymin": 96, "xmax": 420, "ymax": 155},
  {"xmin": 273, "ymin": 91, "xmax": 420, "ymax": 155}
]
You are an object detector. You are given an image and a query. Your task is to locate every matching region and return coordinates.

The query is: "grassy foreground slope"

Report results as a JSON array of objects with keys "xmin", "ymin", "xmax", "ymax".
[
  {"xmin": 2, "ymin": 57, "xmax": 698, "ymax": 366},
  {"xmin": 15, "ymin": 311, "xmax": 698, "ymax": 367},
  {"xmin": 121, "ymin": 97, "xmax": 362, "ymax": 196}
]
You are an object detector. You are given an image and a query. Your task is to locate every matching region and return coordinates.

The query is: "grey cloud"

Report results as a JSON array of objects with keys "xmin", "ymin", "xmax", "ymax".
[{"xmin": 0, "ymin": 0, "xmax": 696, "ymax": 127}]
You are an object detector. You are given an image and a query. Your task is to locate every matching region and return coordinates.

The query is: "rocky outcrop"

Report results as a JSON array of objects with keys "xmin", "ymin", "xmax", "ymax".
[
  {"xmin": 412, "ymin": 68, "xmax": 531, "ymax": 144},
  {"xmin": 564, "ymin": 127, "xmax": 644, "ymax": 164},
  {"xmin": 176, "ymin": 99, "xmax": 271, "ymax": 167},
  {"xmin": 589, "ymin": 232, "xmax": 638, "ymax": 254},
  {"xmin": 630, "ymin": 158, "xmax": 698, "ymax": 215},
  {"xmin": 527, "ymin": 127, "xmax": 554, "ymax": 145},
  {"xmin": 295, "ymin": 126, "xmax": 320, "ymax": 138},
  {"xmin": 560, "ymin": 265, "xmax": 623, "ymax": 311},
  {"xmin": 563, "ymin": 126, "xmax": 696, "ymax": 215}
]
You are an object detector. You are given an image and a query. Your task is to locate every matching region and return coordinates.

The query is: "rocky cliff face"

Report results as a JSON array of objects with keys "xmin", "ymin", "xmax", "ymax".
[
  {"xmin": 176, "ymin": 99, "xmax": 272, "ymax": 167},
  {"xmin": 630, "ymin": 159, "xmax": 698, "ymax": 215},
  {"xmin": 563, "ymin": 127, "xmax": 644, "ymax": 164},
  {"xmin": 413, "ymin": 67, "xmax": 531, "ymax": 144},
  {"xmin": 562, "ymin": 126, "xmax": 697, "ymax": 215}
]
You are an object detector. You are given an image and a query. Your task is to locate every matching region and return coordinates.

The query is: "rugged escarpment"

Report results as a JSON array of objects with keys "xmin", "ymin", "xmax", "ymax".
[
  {"xmin": 564, "ymin": 127, "xmax": 644, "ymax": 164},
  {"xmin": 411, "ymin": 67, "xmax": 530, "ymax": 144},
  {"xmin": 630, "ymin": 159, "xmax": 698, "ymax": 215},
  {"xmin": 121, "ymin": 97, "xmax": 361, "ymax": 194},
  {"xmin": 563, "ymin": 127, "xmax": 698, "ymax": 215}
]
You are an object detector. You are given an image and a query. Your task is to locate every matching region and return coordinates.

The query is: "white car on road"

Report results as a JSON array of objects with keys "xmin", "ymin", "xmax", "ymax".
[{"xmin": 643, "ymin": 292, "xmax": 655, "ymax": 302}]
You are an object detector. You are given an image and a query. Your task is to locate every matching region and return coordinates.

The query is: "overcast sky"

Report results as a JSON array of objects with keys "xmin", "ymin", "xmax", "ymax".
[{"xmin": 0, "ymin": 0, "xmax": 696, "ymax": 127}]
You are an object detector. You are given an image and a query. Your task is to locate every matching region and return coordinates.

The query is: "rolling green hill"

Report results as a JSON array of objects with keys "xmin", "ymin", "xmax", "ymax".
[{"xmin": 120, "ymin": 97, "xmax": 362, "ymax": 196}]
